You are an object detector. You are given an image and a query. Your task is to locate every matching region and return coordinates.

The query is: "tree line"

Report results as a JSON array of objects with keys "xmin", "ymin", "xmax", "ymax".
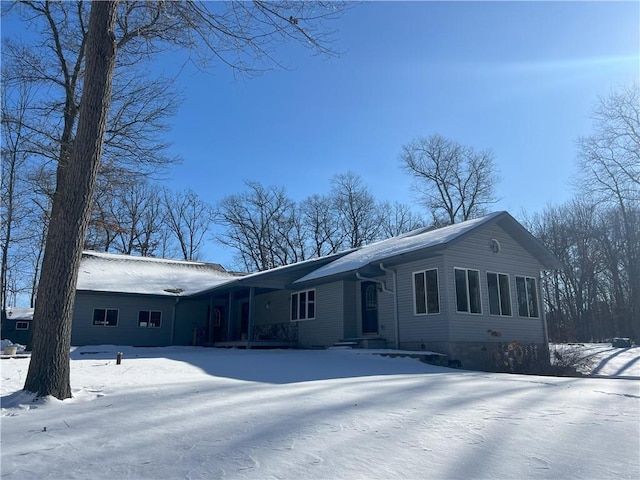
[{"xmin": 527, "ymin": 85, "xmax": 640, "ymax": 343}]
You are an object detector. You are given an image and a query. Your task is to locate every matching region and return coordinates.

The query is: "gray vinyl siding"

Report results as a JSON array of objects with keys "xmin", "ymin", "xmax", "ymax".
[
  {"xmin": 297, "ymin": 281, "xmax": 345, "ymax": 347},
  {"xmin": 343, "ymin": 281, "xmax": 357, "ymax": 338},
  {"xmin": 72, "ymin": 292, "xmax": 175, "ymax": 346},
  {"xmin": 254, "ymin": 290, "xmax": 291, "ymax": 325},
  {"xmin": 444, "ymin": 223, "xmax": 545, "ymax": 343},
  {"xmin": 394, "ymin": 257, "xmax": 448, "ymax": 344},
  {"xmin": 174, "ymin": 298, "xmax": 209, "ymax": 345}
]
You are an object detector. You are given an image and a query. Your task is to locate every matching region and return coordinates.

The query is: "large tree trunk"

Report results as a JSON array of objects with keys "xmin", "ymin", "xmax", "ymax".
[{"xmin": 24, "ymin": 1, "xmax": 118, "ymax": 400}]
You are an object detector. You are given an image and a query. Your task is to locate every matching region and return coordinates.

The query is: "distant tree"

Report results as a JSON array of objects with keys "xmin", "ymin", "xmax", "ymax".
[
  {"xmin": 300, "ymin": 194, "xmax": 343, "ymax": 257},
  {"xmin": 330, "ymin": 171, "xmax": 382, "ymax": 248},
  {"xmin": 400, "ymin": 134, "xmax": 500, "ymax": 225},
  {"xmin": 216, "ymin": 181, "xmax": 300, "ymax": 271},
  {"xmin": 162, "ymin": 189, "xmax": 212, "ymax": 261},
  {"xmin": 378, "ymin": 201, "xmax": 425, "ymax": 238},
  {"xmin": 576, "ymin": 84, "xmax": 640, "ymax": 340},
  {"xmin": 86, "ymin": 178, "xmax": 165, "ymax": 256},
  {"xmin": 1, "ymin": 80, "xmax": 33, "ymax": 312}
]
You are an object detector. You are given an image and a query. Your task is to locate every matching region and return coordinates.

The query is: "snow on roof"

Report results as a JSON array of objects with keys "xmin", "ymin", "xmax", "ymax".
[
  {"xmin": 4, "ymin": 307, "xmax": 34, "ymax": 320},
  {"xmin": 295, "ymin": 212, "xmax": 505, "ymax": 283},
  {"xmin": 76, "ymin": 251, "xmax": 239, "ymax": 297}
]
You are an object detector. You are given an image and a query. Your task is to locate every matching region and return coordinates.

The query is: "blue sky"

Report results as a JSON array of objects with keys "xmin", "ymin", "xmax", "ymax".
[
  {"xmin": 4, "ymin": 1, "xmax": 639, "ymax": 266},
  {"xmin": 160, "ymin": 1, "xmax": 638, "ymax": 264}
]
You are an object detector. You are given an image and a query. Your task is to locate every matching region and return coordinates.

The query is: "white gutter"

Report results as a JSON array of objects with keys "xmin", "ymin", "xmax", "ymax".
[
  {"xmin": 379, "ymin": 263, "xmax": 399, "ymax": 349},
  {"xmin": 355, "ymin": 267, "xmax": 399, "ymax": 349}
]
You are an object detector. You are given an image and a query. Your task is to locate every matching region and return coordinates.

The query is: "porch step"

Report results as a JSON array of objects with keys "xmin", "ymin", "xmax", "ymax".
[{"xmin": 335, "ymin": 337, "xmax": 387, "ymax": 349}]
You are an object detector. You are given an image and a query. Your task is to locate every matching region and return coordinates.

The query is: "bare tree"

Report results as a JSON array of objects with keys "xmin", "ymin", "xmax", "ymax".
[
  {"xmin": 162, "ymin": 189, "xmax": 212, "ymax": 261},
  {"xmin": 24, "ymin": 0, "xmax": 119, "ymax": 399},
  {"xmin": 300, "ymin": 194, "xmax": 343, "ymax": 257},
  {"xmin": 216, "ymin": 181, "xmax": 300, "ymax": 271},
  {"xmin": 378, "ymin": 201, "xmax": 425, "ymax": 238},
  {"xmin": 576, "ymin": 84, "xmax": 640, "ymax": 340},
  {"xmin": 400, "ymin": 134, "xmax": 500, "ymax": 225},
  {"xmin": 330, "ymin": 171, "xmax": 382, "ymax": 249},
  {"xmin": 1, "ymin": 80, "xmax": 33, "ymax": 311}
]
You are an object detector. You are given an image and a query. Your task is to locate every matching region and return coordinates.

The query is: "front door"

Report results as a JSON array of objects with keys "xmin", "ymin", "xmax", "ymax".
[{"xmin": 361, "ymin": 281, "xmax": 378, "ymax": 335}]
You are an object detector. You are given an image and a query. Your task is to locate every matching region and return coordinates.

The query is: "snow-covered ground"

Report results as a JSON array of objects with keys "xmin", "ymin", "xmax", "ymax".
[{"xmin": 1, "ymin": 345, "xmax": 639, "ymax": 479}]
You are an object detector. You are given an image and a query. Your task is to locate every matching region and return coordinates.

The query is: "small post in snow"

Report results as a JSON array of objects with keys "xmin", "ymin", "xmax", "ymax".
[{"xmin": 116, "ymin": 352, "xmax": 122, "ymax": 365}]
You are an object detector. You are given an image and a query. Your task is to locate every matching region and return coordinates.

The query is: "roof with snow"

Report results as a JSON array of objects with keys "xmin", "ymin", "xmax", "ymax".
[
  {"xmin": 295, "ymin": 211, "xmax": 559, "ymax": 284},
  {"xmin": 76, "ymin": 251, "xmax": 240, "ymax": 297}
]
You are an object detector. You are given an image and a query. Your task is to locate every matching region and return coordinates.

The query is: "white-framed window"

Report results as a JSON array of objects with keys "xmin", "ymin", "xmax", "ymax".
[
  {"xmin": 516, "ymin": 276, "xmax": 539, "ymax": 318},
  {"xmin": 413, "ymin": 268, "xmax": 440, "ymax": 315},
  {"xmin": 138, "ymin": 310, "xmax": 162, "ymax": 328},
  {"xmin": 16, "ymin": 321, "xmax": 29, "ymax": 330},
  {"xmin": 93, "ymin": 308, "xmax": 119, "ymax": 326},
  {"xmin": 455, "ymin": 268, "xmax": 481, "ymax": 314},
  {"xmin": 487, "ymin": 272, "xmax": 512, "ymax": 316},
  {"xmin": 291, "ymin": 289, "xmax": 315, "ymax": 321}
]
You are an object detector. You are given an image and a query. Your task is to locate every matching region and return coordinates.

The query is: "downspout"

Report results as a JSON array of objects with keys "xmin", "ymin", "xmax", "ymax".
[
  {"xmin": 540, "ymin": 271, "xmax": 551, "ymax": 346},
  {"xmin": 356, "ymin": 268, "xmax": 398, "ymax": 349},
  {"xmin": 170, "ymin": 296, "xmax": 180, "ymax": 345},
  {"xmin": 247, "ymin": 287, "xmax": 255, "ymax": 349},
  {"xmin": 227, "ymin": 291, "xmax": 233, "ymax": 342},
  {"xmin": 379, "ymin": 263, "xmax": 399, "ymax": 350}
]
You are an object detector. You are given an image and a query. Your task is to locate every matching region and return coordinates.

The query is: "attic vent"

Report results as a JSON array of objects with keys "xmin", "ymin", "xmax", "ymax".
[
  {"xmin": 164, "ymin": 288, "xmax": 184, "ymax": 294},
  {"xmin": 489, "ymin": 238, "xmax": 501, "ymax": 254}
]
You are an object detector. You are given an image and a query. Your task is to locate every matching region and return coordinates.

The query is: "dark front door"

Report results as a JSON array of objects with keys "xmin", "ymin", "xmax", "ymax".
[
  {"xmin": 240, "ymin": 302, "xmax": 249, "ymax": 340},
  {"xmin": 361, "ymin": 281, "xmax": 378, "ymax": 335}
]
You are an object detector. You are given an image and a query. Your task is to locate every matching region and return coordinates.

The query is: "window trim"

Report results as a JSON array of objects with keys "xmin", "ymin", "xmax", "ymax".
[
  {"xmin": 413, "ymin": 268, "xmax": 440, "ymax": 315},
  {"xmin": 92, "ymin": 308, "xmax": 119, "ymax": 327},
  {"xmin": 486, "ymin": 271, "xmax": 512, "ymax": 317},
  {"xmin": 138, "ymin": 310, "xmax": 162, "ymax": 328},
  {"xmin": 290, "ymin": 289, "xmax": 316, "ymax": 322},
  {"xmin": 15, "ymin": 321, "xmax": 29, "ymax": 330},
  {"xmin": 516, "ymin": 275, "xmax": 540, "ymax": 318},
  {"xmin": 454, "ymin": 267, "xmax": 482, "ymax": 315}
]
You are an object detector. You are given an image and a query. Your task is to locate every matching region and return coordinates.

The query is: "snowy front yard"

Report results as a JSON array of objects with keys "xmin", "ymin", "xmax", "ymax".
[{"xmin": 1, "ymin": 346, "xmax": 639, "ymax": 479}]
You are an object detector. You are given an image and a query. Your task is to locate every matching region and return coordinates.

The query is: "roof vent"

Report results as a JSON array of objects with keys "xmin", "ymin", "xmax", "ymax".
[{"xmin": 163, "ymin": 288, "xmax": 184, "ymax": 294}]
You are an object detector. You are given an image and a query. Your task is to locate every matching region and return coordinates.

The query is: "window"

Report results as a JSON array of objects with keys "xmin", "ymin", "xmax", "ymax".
[
  {"xmin": 455, "ymin": 268, "xmax": 481, "ymax": 314},
  {"xmin": 291, "ymin": 289, "xmax": 315, "ymax": 321},
  {"xmin": 365, "ymin": 284, "xmax": 377, "ymax": 310},
  {"xmin": 487, "ymin": 272, "xmax": 512, "ymax": 316},
  {"xmin": 16, "ymin": 321, "xmax": 29, "ymax": 330},
  {"xmin": 213, "ymin": 308, "xmax": 222, "ymax": 327},
  {"xmin": 413, "ymin": 269, "xmax": 440, "ymax": 314},
  {"xmin": 93, "ymin": 308, "xmax": 118, "ymax": 326},
  {"xmin": 138, "ymin": 310, "xmax": 162, "ymax": 328},
  {"xmin": 516, "ymin": 276, "xmax": 539, "ymax": 318}
]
